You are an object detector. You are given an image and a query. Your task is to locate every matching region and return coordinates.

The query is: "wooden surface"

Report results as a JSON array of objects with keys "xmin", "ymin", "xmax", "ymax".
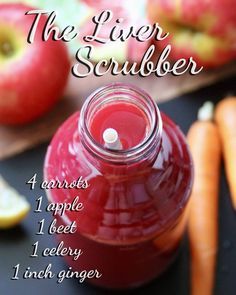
[{"xmin": 0, "ymin": 61, "xmax": 235, "ymax": 161}]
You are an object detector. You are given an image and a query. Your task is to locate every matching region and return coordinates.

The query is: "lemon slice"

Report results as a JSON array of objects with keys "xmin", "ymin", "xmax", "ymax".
[{"xmin": 0, "ymin": 176, "xmax": 30, "ymax": 229}]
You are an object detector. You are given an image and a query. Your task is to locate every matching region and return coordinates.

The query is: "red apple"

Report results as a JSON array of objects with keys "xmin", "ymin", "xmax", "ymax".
[
  {"xmin": 0, "ymin": 3, "xmax": 70, "ymax": 125},
  {"xmin": 147, "ymin": 0, "xmax": 236, "ymax": 68},
  {"xmin": 79, "ymin": 2, "xmax": 150, "ymax": 63}
]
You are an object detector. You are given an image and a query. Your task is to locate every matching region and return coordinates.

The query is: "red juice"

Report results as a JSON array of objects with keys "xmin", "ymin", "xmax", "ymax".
[
  {"xmin": 89, "ymin": 102, "xmax": 149, "ymax": 149},
  {"xmin": 44, "ymin": 83, "xmax": 193, "ymax": 289}
]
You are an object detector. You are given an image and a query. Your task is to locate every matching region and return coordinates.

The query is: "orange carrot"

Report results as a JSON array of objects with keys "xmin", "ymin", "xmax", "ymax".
[
  {"xmin": 187, "ymin": 102, "xmax": 221, "ymax": 295},
  {"xmin": 215, "ymin": 97, "xmax": 236, "ymax": 210}
]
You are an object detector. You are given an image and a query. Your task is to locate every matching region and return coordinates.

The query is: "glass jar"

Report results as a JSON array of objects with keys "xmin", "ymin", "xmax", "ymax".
[{"xmin": 44, "ymin": 83, "xmax": 193, "ymax": 289}]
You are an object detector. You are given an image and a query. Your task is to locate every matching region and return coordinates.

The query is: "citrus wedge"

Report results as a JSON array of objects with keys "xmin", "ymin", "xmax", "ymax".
[{"xmin": 0, "ymin": 176, "xmax": 30, "ymax": 229}]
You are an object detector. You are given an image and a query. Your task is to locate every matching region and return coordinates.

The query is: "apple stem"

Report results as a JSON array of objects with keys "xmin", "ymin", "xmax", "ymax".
[{"xmin": 0, "ymin": 41, "xmax": 13, "ymax": 57}]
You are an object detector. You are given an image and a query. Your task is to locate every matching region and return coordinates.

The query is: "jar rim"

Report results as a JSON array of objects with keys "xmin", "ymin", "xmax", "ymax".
[{"xmin": 79, "ymin": 83, "xmax": 162, "ymax": 164}]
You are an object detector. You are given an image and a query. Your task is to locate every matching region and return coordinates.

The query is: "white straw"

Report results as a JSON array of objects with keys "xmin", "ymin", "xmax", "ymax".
[{"xmin": 103, "ymin": 128, "xmax": 122, "ymax": 150}]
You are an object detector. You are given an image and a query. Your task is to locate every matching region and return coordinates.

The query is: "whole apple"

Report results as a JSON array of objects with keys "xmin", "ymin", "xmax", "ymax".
[
  {"xmin": 0, "ymin": 3, "xmax": 70, "ymax": 125},
  {"xmin": 147, "ymin": 0, "xmax": 236, "ymax": 68}
]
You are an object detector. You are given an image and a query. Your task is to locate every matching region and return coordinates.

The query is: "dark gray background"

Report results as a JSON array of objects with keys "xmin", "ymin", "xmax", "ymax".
[{"xmin": 0, "ymin": 76, "xmax": 235, "ymax": 295}]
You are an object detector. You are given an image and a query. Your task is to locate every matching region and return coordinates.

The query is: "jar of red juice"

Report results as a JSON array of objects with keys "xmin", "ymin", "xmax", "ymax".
[{"xmin": 44, "ymin": 83, "xmax": 193, "ymax": 289}]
